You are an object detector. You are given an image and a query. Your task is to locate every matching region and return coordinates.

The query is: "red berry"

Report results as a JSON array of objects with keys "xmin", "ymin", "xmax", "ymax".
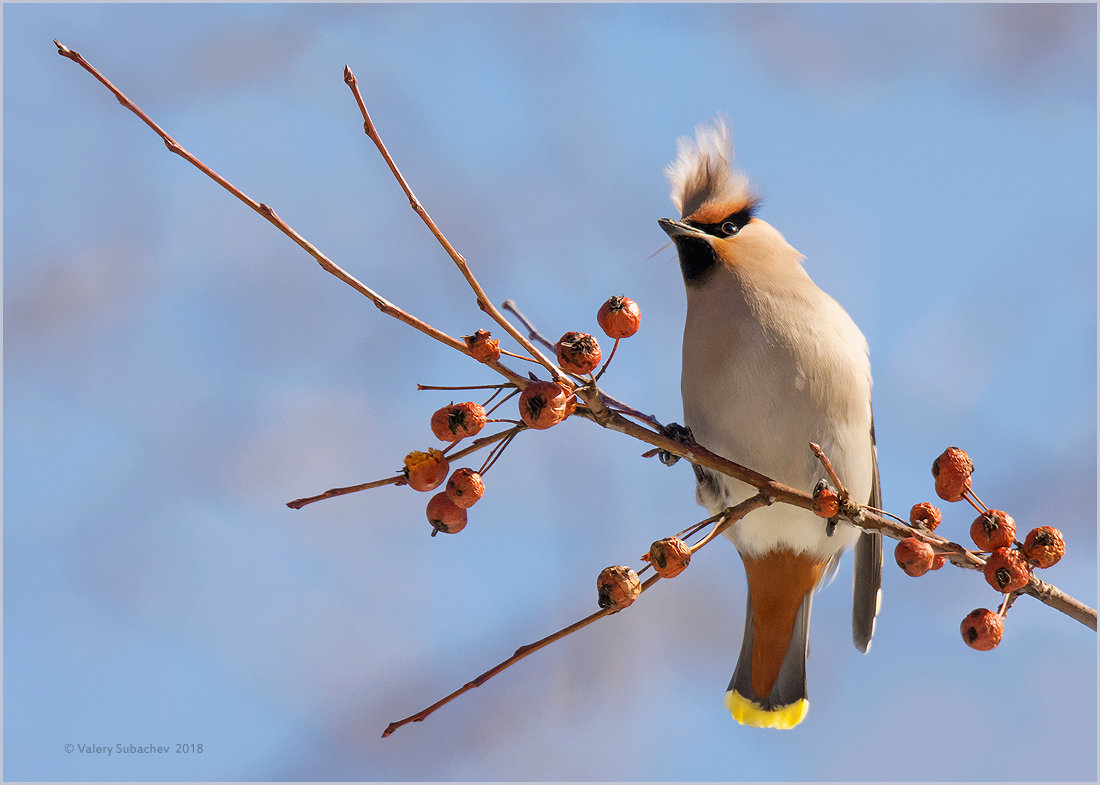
[
  {"xmin": 463, "ymin": 329, "xmax": 501, "ymax": 364},
  {"xmin": 426, "ymin": 491, "xmax": 467, "ymax": 535},
  {"xmin": 811, "ymin": 485, "xmax": 840, "ymax": 518},
  {"xmin": 596, "ymin": 295, "xmax": 641, "ymax": 339},
  {"xmin": 930, "ymin": 554, "xmax": 947, "ymax": 570},
  {"xmin": 446, "ymin": 467, "xmax": 485, "ymax": 509},
  {"xmin": 1023, "ymin": 526, "xmax": 1065, "ymax": 568},
  {"xmin": 961, "ymin": 608, "xmax": 1004, "ymax": 651},
  {"xmin": 645, "ymin": 537, "xmax": 692, "ymax": 579},
  {"xmin": 894, "ymin": 536, "xmax": 936, "ymax": 577},
  {"xmin": 555, "ymin": 331, "xmax": 602, "ymax": 375},
  {"xmin": 403, "ymin": 449, "xmax": 449, "ymax": 492},
  {"xmin": 909, "ymin": 502, "xmax": 942, "ymax": 531},
  {"xmin": 970, "ymin": 509, "xmax": 1016, "ymax": 551},
  {"xmin": 518, "ymin": 380, "xmax": 576, "ymax": 430},
  {"xmin": 983, "ymin": 547, "xmax": 1031, "ymax": 593},
  {"xmin": 430, "ymin": 401, "xmax": 487, "ymax": 443},
  {"xmin": 596, "ymin": 565, "xmax": 642, "ymax": 611},
  {"xmin": 931, "ymin": 447, "xmax": 974, "ymax": 502}
]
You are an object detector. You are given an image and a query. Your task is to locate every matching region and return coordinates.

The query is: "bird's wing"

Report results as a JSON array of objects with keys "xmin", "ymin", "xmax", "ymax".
[{"xmin": 852, "ymin": 413, "xmax": 882, "ymax": 653}]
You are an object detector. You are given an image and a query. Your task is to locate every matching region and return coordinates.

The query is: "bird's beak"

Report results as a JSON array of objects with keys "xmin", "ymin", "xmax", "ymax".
[{"xmin": 658, "ymin": 218, "xmax": 706, "ymax": 240}]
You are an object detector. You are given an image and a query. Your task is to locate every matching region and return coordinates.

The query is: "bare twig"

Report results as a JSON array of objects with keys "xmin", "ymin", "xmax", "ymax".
[
  {"xmin": 343, "ymin": 67, "xmax": 565, "ymax": 383},
  {"xmin": 809, "ymin": 441, "xmax": 849, "ymax": 503},
  {"xmin": 286, "ymin": 428, "xmax": 519, "ymax": 509}
]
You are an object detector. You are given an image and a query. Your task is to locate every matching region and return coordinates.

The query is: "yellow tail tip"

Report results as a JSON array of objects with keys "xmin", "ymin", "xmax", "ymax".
[{"xmin": 725, "ymin": 690, "xmax": 809, "ymax": 729}]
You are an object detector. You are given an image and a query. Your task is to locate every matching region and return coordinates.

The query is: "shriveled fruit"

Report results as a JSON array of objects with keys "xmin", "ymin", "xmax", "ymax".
[
  {"xmin": 426, "ymin": 491, "xmax": 467, "ymax": 535},
  {"xmin": 961, "ymin": 608, "xmax": 1004, "ymax": 651},
  {"xmin": 518, "ymin": 380, "xmax": 576, "ymax": 429},
  {"xmin": 597, "ymin": 295, "xmax": 642, "ymax": 339},
  {"xmin": 463, "ymin": 329, "xmax": 501, "ymax": 364},
  {"xmin": 895, "ymin": 536, "xmax": 935, "ymax": 577},
  {"xmin": 909, "ymin": 502, "xmax": 942, "ymax": 531},
  {"xmin": 446, "ymin": 467, "xmax": 485, "ymax": 509},
  {"xmin": 1023, "ymin": 526, "xmax": 1065, "ymax": 568},
  {"xmin": 811, "ymin": 485, "xmax": 840, "ymax": 518},
  {"xmin": 983, "ymin": 547, "xmax": 1031, "ymax": 593},
  {"xmin": 932, "ymin": 446, "xmax": 974, "ymax": 502},
  {"xmin": 970, "ymin": 509, "xmax": 1016, "ymax": 551},
  {"xmin": 555, "ymin": 331, "xmax": 602, "ymax": 375},
  {"xmin": 646, "ymin": 537, "xmax": 692, "ymax": 579},
  {"xmin": 430, "ymin": 401, "xmax": 487, "ymax": 442},
  {"xmin": 403, "ymin": 449, "xmax": 449, "ymax": 492},
  {"xmin": 596, "ymin": 565, "xmax": 642, "ymax": 611}
]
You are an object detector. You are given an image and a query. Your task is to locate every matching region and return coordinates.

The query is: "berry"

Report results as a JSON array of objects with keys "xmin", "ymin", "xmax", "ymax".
[
  {"xmin": 596, "ymin": 295, "xmax": 641, "ymax": 339},
  {"xmin": 426, "ymin": 491, "xmax": 467, "ymax": 535},
  {"xmin": 983, "ymin": 547, "xmax": 1031, "ymax": 593},
  {"xmin": 961, "ymin": 608, "xmax": 1004, "ymax": 651},
  {"xmin": 555, "ymin": 331, "xmax": 602, "ymax": 375},
  {"xmin": 970, "ymin": 509, "xmax": 1016, "ymax": 551},
  {"xmin": 596, "ymin": 565, "xmax": 642, "ymax": 611},
  {"xmin": 930, "ymin": 554, "xmax": 947, "ymax": 570},
  {"xmin": 403, "ymin": 448, "xmax": 449, "ymax": 492},
  {"xmin": 430, "ymin": 401, "xmax": 487, "ymax": 443},
  {"xmin": 1023, "ymin": 526, "xmax": 1065, "ymax": 568},
  {"xmin": 446, "ymin": 467, "xmax": 485, "ymax": 509},
  {"xmin": 894, "ymin": 536, "xmax": 935, "ymax": 577},
  {"xmin": 909, "ymin": 502, "xmax": 942, "ymax": 531},
  {"xmin": 646, "ymin": 537, "xmax": 692, "ymax": 579},
  {"xmin": 518, "ymin": 380, "xmax": 576, "ymax": 430},
  {"xmin": 932, "ymin": 446, "xmax": 974, "ymax": 502},
  {"xmin": 811, "ymin": 485, "xmax": 840, "ymax": 518},
  {"xmin": 463, "ymin": 329, "xmax": 501, "ymax": 364}
]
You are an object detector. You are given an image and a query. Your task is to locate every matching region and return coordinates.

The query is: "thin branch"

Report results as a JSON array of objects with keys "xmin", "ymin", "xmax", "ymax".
[
  {"xmin": 285, "ymin": 428, "xmax": 518, "ymax": 509},
  {"xmin": 52, "ymin": 41, "xmax": 532, "ymax": 388},
  {"xmin": 687, "ymin": 493, "xmax": 771, "ymax": 553},
  {"xmin": 343, "ymin": 67, "xmax": 566, "ymax": 383},
  {"xmin": 809, "ymin": 441, "xmax": 849, "ymax": 503}
]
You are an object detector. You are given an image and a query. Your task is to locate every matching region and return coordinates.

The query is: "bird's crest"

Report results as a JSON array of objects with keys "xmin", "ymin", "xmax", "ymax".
[{"xmin": 665, "ymin": 117, "xmax": 753, "ymax": 219}]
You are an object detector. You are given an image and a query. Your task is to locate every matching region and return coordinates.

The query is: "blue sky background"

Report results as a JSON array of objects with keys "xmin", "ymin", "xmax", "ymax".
[{"xmin": 4, "ymin": 3, "xmax": 1096, "ymax": 781}]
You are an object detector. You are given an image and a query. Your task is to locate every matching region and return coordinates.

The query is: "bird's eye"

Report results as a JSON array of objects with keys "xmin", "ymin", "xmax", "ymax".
[{"xmin": 720, "ymin": 221, "xmax": 740, "ymax": 237}]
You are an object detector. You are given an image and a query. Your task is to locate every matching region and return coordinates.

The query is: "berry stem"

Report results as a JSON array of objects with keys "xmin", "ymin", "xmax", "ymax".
[
  {"xmin": 381, "ymin": 571, "xmax": 662, "ymax": 738},
  {"xmin": 963, "ymin": 488, "xmax": 989, "ymax": 513},
  {"xmin": 593, "ymin": 338, "xmax": 620, "ymax": 382},
  {"xmin": 687, "ymin": 493, "xmax": 770, "ymax": 553},
  {"xmin": 418, "ymin": 383, "xmax": 513, "ymax": 392},
  {"xmin": 809, "ymin": 442, "xmax": 850, "ymax": 504}
]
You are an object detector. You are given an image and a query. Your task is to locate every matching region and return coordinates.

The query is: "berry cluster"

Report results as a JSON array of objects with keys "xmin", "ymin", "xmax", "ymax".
[
  {"xmin": 892, "ymin": 447, "xmax": 1066, "ymax": 651},
  {"xmin": 404, "ymin": 296, "xmax": 641, "ymax": 536}
]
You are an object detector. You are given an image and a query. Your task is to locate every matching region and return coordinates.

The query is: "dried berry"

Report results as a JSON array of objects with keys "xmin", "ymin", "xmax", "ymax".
[
  {"xmin": 930, "ymin": 554, "xmax": 947, "ymax": 570},
  {"xmin": 894, "ymin": 536, "xmax": 936, "ymax": 577},
  {"xmin": 518, "ymin": 380, "xmax": 576, "ymax": 430},
  {"xmin": 463, "ymin": 329, "xmax": 501, "ymax": 364},
  {"xmin": 970, "ymin": 509, "xmax": 1016, "ymax": 551},
  {"xmin": 931, "ymin": 446, "xmax": 974, "ymax": 502},
  {"xmin": 983, "ymin": 547, "xmax": 1031, "ymax": 593},
  {"xmin": 446, "ymin": 467, "xmax": 485, "ymax": 509},
  {"xmin": 430, "ymin": 401, "xmax": 487, "ymax": 443},
  {"xmin": 403, "ymin": 448, "xmax": 450, "ymax": 492},
  {"xmin": 961, "ymin": 608, "xmax": 1004, "ymax": 651},
  {"xmin": 426, "ymin": 491, "xmax": 467, "ymax": 535},
  {"xmin": 597, "ymin": 565, "xmax": 642, "ymax": 610},
  {"xmin": 1023, "ymin": 526, "xmax": 1065, "ymax": 568},
  {"xmin": 597, "ymin": 295, "xmax": 642, "ymax": 339},
  {"xmin": 555, "ymin": 331, "xmax": 602, "ymax": 375},
  {"xmin": 909, "ymin": 502, "xmax": 942, "ymax": 531},
  {"xmin": 646, "ymin": 537, "xmax": 692, "ymax": 579},
  {"xmin": 811, "ymin": 485, "xmax": 840, "ymax": 518}
]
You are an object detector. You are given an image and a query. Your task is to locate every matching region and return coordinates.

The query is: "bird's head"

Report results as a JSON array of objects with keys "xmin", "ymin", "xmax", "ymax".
[{"xmin": 660, "ymin": 118, "xmax": 797, "ymax": 286}]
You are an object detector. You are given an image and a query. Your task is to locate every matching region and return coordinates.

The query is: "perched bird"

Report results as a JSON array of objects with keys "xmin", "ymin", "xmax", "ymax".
[{"xmin": 658, "ymin": 119, "xmax": 881, "ymax": 730}]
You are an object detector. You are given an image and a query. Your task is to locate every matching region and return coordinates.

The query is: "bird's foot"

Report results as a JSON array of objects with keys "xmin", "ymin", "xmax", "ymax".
[{"xmin": 658, "ymin": 422, "xmax": 695, "ymax": 466}]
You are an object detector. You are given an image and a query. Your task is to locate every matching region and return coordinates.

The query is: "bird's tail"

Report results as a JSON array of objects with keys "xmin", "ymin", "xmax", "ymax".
[{"xmin": 726, "ymin": 550, "xmax": 826, "ymax": 730}]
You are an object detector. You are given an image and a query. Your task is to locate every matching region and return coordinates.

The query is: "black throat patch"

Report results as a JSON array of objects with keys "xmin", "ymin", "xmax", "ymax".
[{"xmin": 674, "ymin": 236, "xmax": 718, "ymax": 286}]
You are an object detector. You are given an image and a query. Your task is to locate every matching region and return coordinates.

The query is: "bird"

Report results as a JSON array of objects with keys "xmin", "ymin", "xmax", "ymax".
[{"xmin": 657, "ymin": 119, "xmax": 881, "ymax": 730}]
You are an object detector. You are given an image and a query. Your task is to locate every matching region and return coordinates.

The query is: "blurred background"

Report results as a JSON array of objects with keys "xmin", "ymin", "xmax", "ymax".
[{"xmin": 4, "ymin": 4, "xmax": 1096, "ymax": 781}]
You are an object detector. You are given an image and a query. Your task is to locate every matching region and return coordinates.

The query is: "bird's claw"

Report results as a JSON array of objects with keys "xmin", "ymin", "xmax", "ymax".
[{"xmin": 658, "ymin": 422, "xmax": 695, "ymax": 466}]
